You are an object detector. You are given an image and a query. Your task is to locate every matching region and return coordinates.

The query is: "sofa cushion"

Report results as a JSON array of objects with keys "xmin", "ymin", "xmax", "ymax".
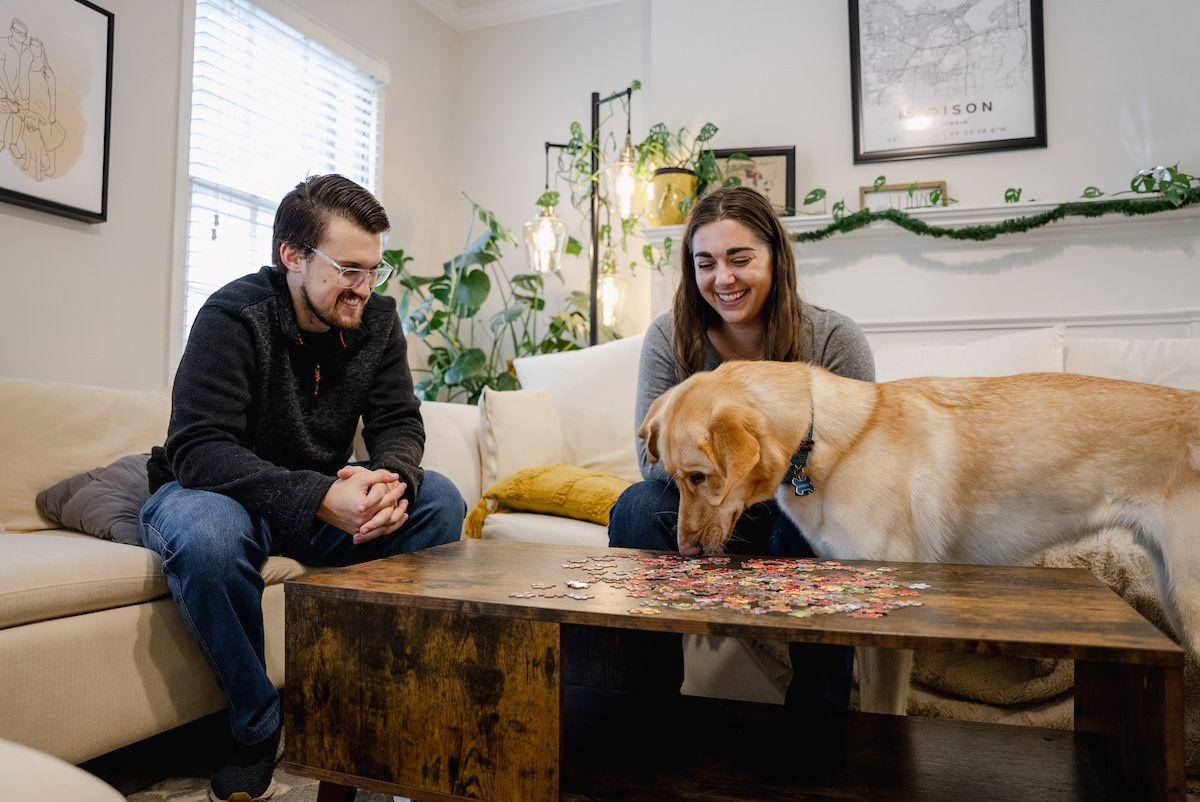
[
  {"xmin": 405, "ymin": 400, "xmax": 482, "ymax": 508},
  {"xmin": 35, "ymin": 454, "xmax": 151, "ymax": 546},
  {"xmin": 467, "ymin": 465, "xmax": 630, "ymax": 538},
  {"xmin": 0, "ymin": 584, "xmax": 292, "ymax": 764},
  {"xmin": 477, "ymin": 388, "xmax": 565, "ymax": 490},
  {"xmin": 1064, "ymin": 336, "xmax": 1200, "ymax": 390},
  {"xmin": 513, "ymin": 334, "xmax": 644, "ymax": 483},
  {"xmin": 0, "ymin": 531, "xmax": 309, "ymax": 630},
  {"xmin": 0, "ymin": 379, "xmax": 170, "ymax": 533},
  {"xmin": 481, "ymin": 512, "xmax": 609, "ymax": 548},
  {"xmin": 872, "ymin": 327, "xmax": 1064, "ymax": 383}
]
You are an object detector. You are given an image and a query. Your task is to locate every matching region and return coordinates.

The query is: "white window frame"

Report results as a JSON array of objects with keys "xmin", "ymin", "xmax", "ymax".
[{"xmin": 167, "ymin": 0, "xmax": 390, "ymax": 381}]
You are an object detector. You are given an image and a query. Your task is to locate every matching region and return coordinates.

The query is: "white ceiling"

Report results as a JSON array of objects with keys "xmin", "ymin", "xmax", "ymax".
[{"xmin": 415, "ymin": 0, "xmax": 625, "ymax": 31}]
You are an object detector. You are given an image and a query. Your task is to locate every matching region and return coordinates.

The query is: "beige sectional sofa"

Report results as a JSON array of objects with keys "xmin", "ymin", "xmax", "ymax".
[
  {"xmin": 0, "ymin": 377, "xmax": 497, "ymax": 766},
  {"xmin": 0, "ymin": 380, "xmax": 307, "ymax": 764},
  {"xmin": 2, "ymin": 325, "xmax": 1199, "ymax": 773}
]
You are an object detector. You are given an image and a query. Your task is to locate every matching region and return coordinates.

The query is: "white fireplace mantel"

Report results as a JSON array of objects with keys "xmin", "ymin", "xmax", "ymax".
[
  {"xmin": 640, "ymin": 198, "xmax": 1200, "ymax": 345},
  {"xmin": 641, "ymin": 198, "xmax": 1200, "ymax": 248}
]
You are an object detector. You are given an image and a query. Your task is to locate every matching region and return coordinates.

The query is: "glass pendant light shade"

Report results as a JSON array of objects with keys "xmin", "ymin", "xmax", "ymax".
[
  {"xmin": 597, "ymin": 250, "xmax": 625, "ymax": 328},
  {"xmin": 603, "ymin": 138, "xmax": 643, "ymax": 220},
  {"xmin": 522, "ymin": 205, "xmax": 568, "ymax": 274}
]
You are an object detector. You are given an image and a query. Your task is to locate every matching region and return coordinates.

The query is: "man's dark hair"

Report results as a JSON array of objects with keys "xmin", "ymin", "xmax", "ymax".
[{"xmin": 271, "ymin": 174, "xmax": 390, "ymax": 269}]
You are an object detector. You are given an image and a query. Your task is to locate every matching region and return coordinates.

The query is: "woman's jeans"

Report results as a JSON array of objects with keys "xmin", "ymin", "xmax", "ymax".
[
  {"xmin": 140, "ymin": 471, "xmax": 466, "ymax": 744},
  {"xmin": 608, "ymin": 478, "xmax": 854, "ymax": 711}
]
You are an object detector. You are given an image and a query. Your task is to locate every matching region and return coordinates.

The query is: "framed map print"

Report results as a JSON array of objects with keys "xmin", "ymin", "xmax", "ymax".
[
  {"xmin": 848, "ymin": 0, "xmax": 1046, "ymax": 164},
  {"xmin": 0, "ymin": 0, "xmax": 113, "ymax": 222}
]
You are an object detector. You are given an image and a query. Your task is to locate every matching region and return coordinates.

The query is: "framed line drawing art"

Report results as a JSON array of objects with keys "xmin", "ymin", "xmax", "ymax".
[
  {"xmin": 711, "ymin": 146, "xmax": 796, "ymax": 215},
  {"xmin": 848, "ymin": 0, "xmax": 1046, "ymax": 164},
  {"xmin": 0, "ymin": 0, "xmax": 113, "ymax": 222}
]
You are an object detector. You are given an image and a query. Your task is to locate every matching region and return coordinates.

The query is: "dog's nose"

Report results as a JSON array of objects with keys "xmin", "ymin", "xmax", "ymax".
[{"xmin": 678, "ymin": 541, "xmax": 701, "ymax": 557}]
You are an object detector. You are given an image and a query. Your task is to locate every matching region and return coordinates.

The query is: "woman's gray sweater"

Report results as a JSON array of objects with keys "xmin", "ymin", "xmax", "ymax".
[{"xmin": 635, "ymin": 303, "xmax": 875, "ymax": 483}]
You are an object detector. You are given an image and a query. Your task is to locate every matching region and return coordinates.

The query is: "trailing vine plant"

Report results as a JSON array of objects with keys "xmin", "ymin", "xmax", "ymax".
[{"xmin": 793, "ymin": 165, "xmax": 1199, "ymax": 245}]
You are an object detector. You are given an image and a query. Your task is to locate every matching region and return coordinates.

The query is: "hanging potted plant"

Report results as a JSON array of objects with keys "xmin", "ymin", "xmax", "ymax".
[{"xmin": 635, "ymin": 122, "xmax": 720, "ymax": 226}]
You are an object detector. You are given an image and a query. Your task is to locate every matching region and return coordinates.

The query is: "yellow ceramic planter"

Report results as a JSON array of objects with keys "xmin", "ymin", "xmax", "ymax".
[{"xmin": 644, "ymin": 168, "xmax": 698, "ymax": 227}]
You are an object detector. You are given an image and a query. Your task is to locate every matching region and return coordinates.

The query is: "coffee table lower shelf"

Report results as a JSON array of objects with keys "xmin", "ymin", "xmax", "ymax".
[
  {"xmin": 287, "ymin": 685, "xmax": 1108, "ymax": 802},
  {"xmin": 561, "ymin": 687, "xmax": 1104, "ymax": 802}
]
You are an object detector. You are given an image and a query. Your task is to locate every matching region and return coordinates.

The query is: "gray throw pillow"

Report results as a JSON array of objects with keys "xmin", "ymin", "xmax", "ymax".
[{"xmin": 35, "ymin": 454, "xmax": 152, "ymax": 547}]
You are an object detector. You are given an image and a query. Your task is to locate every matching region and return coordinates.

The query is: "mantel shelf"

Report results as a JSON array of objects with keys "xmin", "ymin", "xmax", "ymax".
[{"xmin": 640, "ymin": 198, "xmax": 1200, "ymax": 248}]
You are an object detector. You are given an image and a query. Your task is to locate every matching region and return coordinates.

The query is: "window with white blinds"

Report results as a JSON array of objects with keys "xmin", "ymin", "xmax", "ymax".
[{"xmin": 183, "ymin": 0, "xmax": 383, "ymax": 339}]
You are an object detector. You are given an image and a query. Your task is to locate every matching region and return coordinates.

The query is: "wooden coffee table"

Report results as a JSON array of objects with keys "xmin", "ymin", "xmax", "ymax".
[{"xmin": 284, "ymin": 539, "xmax": 1184, "ymax": 801}]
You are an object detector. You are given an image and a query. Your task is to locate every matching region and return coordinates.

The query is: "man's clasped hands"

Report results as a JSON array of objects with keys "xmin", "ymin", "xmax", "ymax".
[{"xmin": 318, "ymin": 466, "xmax": 409, "ymax": 544}]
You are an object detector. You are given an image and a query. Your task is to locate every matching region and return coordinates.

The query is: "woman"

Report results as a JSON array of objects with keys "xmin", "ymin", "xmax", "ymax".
[
  {"xmin": 21, "ymin": 36, "xmax": 58, "ymax": 180},
  {"xmin": 609, "ymin": 186, "xmax": 875, "ymax": 708}
]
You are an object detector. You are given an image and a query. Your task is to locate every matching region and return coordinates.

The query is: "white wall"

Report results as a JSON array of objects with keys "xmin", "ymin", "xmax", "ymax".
[
  {"xmin": 287, "ymin": 0, "xmax": 460, "ymax": 288},
  {"xmin": 0, "ymin": 0, "xmax": 184, "ymax": 390},
  {"xmin": 3, "ymin": 0, "xmax": 1196, "ymax": 390},
  {"xmin": 0, "ymin": 0, "xmax": 459, "ymax": 390},
  {"xmin": 453, "ymin": 0, "xmax": 1200, "ymax": 345},
  {"xmin": 649, "ymin": 0, "xmax": 1200, "ymax": 209},
  {"xmin": 645, "ymin": 0, "xmax": 1200, "ymax": 341},
  {"xmin": 452, "ymin": 0, "xmax": 651, "ymax": 341}
]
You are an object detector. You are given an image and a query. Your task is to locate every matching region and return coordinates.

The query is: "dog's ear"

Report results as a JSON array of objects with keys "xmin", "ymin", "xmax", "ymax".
[
  {"xmin": 638, "ymin": 388, "xmax": 675, "ymax": 464},
  {"xmin": 701, "ymin": 406, "xmax": 761, "ymax": 504}
]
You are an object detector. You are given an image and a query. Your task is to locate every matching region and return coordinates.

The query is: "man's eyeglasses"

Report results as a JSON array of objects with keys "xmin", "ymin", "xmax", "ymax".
[{"xmin": 307, "ymin": 246, "xmax": 394, "ymax": 289}]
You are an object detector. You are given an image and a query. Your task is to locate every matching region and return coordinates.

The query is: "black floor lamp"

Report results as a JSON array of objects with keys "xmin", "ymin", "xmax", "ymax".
[{"xmin": 529, "ymin": 86, "xmax": 637, "ymax": 347}]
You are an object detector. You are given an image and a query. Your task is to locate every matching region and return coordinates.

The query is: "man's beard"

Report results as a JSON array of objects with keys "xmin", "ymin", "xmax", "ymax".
[{"xmin": 301, "ymin": 282, "xmax": 365, "ymax": 331}]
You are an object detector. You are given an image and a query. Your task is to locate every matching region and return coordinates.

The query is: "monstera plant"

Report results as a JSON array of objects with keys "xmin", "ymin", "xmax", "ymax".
[{"xmin": 378, "ymin": 198, "xmax": 589, "ymax": 404}]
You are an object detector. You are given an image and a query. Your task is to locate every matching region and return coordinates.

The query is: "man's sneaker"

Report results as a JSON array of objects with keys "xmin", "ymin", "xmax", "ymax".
[{"xmin": 208, "ymin": 725, "xmax": 281, "ymax": 802}]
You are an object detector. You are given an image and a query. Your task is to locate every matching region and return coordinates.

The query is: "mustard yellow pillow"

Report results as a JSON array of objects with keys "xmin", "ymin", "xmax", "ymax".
[{"xmin": 465, "ymin": 464, "xmax": 632, "ymax": 538}]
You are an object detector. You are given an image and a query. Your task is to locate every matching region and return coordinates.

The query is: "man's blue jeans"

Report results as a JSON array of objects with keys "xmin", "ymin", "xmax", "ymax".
[
  {"xmin": 608, "ymin": 479, "xmax": 854, "ymax": 710},
  {"xmin": 139, "ymin": 470, "xmax": 465, "ymax": 744}
]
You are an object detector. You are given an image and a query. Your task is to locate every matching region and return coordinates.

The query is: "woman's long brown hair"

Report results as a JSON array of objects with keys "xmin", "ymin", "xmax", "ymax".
[{"xmin": 672, "ymin": 186, "xmax": 804, "ymax": 378}]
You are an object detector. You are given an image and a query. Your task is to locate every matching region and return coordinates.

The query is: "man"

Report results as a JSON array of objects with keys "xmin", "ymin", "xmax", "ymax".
[
  {"xmin": 142, "ymin": 175, "xmax": 465, "ymax": 802},
  {"xmin": 0, "ymin": 18, "xmax": 31, "ymax": 159}
]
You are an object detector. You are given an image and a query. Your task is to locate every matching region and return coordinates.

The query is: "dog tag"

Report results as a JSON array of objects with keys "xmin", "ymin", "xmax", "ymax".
[{"xmin": 791, "ymin": 476, "xmax": 815, "ymax": 496}]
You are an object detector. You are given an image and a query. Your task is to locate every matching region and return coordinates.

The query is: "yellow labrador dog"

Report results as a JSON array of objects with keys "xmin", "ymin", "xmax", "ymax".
[{"xmin": 639, "ymin": 360, "xmax": 1200, "ymax": 714}]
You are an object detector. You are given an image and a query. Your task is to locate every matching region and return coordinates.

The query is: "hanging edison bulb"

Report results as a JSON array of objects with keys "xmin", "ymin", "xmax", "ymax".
[
  {"xmin": 597, "ymin": 249, "xmax": 625, "ymax": 329},
  {"xmin": 522, "ymin": 204, "xmax": 567, "ymax": 274},
  {"xmin": 603, "ymin": 135, "xmax": 643, "ymax": 220}
]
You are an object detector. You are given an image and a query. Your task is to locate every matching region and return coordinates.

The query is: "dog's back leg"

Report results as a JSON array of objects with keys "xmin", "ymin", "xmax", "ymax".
[
  {"xmin": 1138, "ymin": 536, "xmax": 1187, "ymax": 645},
  {"xmin": 1151, "ymin": 484, "xmax": 1200, "ymax": 654},
  {"xmin": 857, "ymin": 646, "xmax": 913, "ymax": 715}
]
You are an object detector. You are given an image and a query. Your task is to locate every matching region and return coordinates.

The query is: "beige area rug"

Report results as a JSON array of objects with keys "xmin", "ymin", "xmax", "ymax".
[
  {"xmin": 122, "ymin": 768, "xmax": 1200, "ymax": 800},
  {"xmin": 126, "ymin": 767, "xmax": 400, "ymax": 801}
]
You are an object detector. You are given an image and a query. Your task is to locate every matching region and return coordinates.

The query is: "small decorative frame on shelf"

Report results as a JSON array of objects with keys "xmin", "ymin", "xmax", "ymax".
[
  {"xmin": 710, "ymin": 146, "xmax": 796, "ymax": 215},
  {"xmin": 859, "ymin": 181, "xmax": 949, "ymax": 212},
  {"xmin": 0, "ymin": 0, "xmax": 114, "ymax": 222},
  {"xmin": 848, "ymin": 0, "xmax": 1047, "ymax": 164}
]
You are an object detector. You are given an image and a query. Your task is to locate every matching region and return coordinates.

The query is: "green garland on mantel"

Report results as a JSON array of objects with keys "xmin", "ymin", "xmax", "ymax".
[
  {"xmin": 792, "ymin": 167, "xmax": 1200, "ymax": 244},
  {"xmin": 793, "ymin": 187, "xmax": 1200, "ymax": 244}
]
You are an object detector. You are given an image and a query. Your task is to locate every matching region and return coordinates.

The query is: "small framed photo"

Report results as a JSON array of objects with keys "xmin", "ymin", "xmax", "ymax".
[
  {"xmin": 0, "ymin": 0, "xmax": 114, "ymax": 222},
  {"xmin": 848, "ymin": 0, "xmax": 1046, "ymax": 163},
  {"xmin": 710, "ymin": 146, "xmax": 796, "ymax": 215},
  {"xmin": 859, "ymin": 181, "xmax": 948, "ymax": 212}
]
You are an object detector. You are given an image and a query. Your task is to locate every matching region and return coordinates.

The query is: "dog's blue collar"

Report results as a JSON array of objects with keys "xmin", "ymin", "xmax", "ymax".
[{"xmin": 782, "ymin": 411, "xmax": 816, "ymax": 497}]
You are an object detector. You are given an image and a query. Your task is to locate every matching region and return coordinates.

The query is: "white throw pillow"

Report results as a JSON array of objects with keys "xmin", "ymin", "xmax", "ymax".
[
  {"xmin": 419, "ymin": 401, "xmax": 484, "ymax": 507},
  {"xmin": 1065, "ymin": 337, "xmax": 1200, "ymax": 391},
  {"xmin": 872, "ymin": 327, "xmax": 1065, "ymax": 383},
  {"xmin": 476, "ymin": 387, "xmax": 566, "ymax": 490},
  {"xmin": 513, "ymin": 334, "xmax": 644, "ymax": 483}
]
